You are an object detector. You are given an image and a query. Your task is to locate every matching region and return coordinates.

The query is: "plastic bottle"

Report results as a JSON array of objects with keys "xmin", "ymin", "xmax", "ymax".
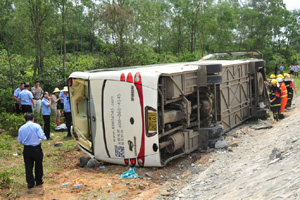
[
  {"xmin": 60, "ymin": 182, "xmax": 70, "ymax": 187},
  {"xmin": 72, "ymin": 184, "xmax": 83, "ymax": 188}
]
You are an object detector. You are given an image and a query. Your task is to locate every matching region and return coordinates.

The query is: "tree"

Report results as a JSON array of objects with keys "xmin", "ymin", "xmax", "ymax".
[{"xmin": 14, "ymin": 0, "xmax": 54, "ymax": 78}]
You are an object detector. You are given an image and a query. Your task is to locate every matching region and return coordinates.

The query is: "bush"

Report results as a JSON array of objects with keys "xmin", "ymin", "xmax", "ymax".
[
  {"xmin": 0, "ymin": 171, "xmax": 12, "ymax": 189},
  {"xmin": 0, "ymin": 112, "xmax": 25, "ymax": 137}
]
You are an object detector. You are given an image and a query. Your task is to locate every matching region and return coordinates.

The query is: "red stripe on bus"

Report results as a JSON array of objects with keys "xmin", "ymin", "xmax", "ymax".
[{"xmin": 134, "ymin": 72, "xmax": 145, "ymax": 166}]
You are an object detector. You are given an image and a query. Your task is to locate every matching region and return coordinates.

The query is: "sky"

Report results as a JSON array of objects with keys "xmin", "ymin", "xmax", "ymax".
[{"xmin": 283, "ymin": 0, "xmax": 300, "ymax": 11}]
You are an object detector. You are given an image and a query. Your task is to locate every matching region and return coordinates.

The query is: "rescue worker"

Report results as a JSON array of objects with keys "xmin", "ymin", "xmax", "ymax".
[
  {"xmin": 277, "ymin": 75, "xmax": 287, "ymax": 119},
  {"xmin": 269, "ymin": 79, "xmax": 281, "ymax": 122},
  {"xmin": 267, "ymin": 74, "xmax": 276, "ymax": 83},
  {"xmin": 283, "ymin": 73, "xmax": 293, "ymax": 108}
]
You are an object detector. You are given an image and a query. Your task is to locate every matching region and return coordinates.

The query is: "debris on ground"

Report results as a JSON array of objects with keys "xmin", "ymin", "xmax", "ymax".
[
  {"xmin": 87, "ymin": 158, "xmax": 101, "ymax": 168},
  {"xmin": 55, "ymin": 123, "xmax": 67, "ymax": 131},
  {"xmin": 78, "ymin": 157, "xmax": 91, "ymax": 168},
  {"xmin": 215, "ymin": 137, "xmax": 227, "ymax": 149},
  {"xmin": 120, "ymin": 167, "xmax": 140, "ymax": 179},
  {"xmin": 54, "ymin": 142, "xmax": 64, "ymax": 146},
  {"xmin": 250, "ymin": 123, "xmax": 272, "ymax": 130}
]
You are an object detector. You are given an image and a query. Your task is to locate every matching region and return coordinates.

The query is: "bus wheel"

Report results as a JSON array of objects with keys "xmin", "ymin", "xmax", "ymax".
[
  {"xmin": 207, "ymin": 75, "xmax": 222, "ymax": 84},
  {"xmin": 257, "ymin": 72, "xmax": 264, "ymax": 96},
  {"xmin": 203, "ymin": 64, "xmax": 223, "ymax": 74},
  {"xmin": 255, "ymin": 60, "xmax": 266, "ymax": 67}
]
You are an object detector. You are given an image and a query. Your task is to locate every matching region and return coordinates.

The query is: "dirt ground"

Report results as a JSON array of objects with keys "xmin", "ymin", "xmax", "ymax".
[
  {"xmin": 12, "ymin": 141, "xmax": 208, "ymax": 200},
  {"xmin": 9, "ymin": 96, "xmax": 300, "ymax": 200}
]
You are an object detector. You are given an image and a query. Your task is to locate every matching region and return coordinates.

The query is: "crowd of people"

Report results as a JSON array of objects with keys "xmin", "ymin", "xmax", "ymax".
[
  {"xmin": 15, "ymin": 82, "xmax": 73, "ymax": 189},
  {"xmin": 14, "ymin": 82, "xmax": 73, "ymax": 139},
  {"xmin": 279, "ymin": 63, "xmax": 300, "ymax": 78},
  {"xmin": 267, "ymin": 71, "xmax": 296, "ymax": 121}
]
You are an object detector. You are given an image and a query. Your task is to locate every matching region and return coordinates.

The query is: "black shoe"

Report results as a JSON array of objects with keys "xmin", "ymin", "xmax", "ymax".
[
  {"xmin": 48, "ymin": 137, "xmax": 53, "ymax": 140},
  {"xmin": 36, "ymin": 181, "xmax": 44, "ymax": 186},
  {"xmin": 279, "ymin": 114, "xmax": 285, "ymax": 119},
  {"xmin": 28, "ymin": 183, "xmax": 35, "ymax": 189},
  {"xmin": 64, "ymin": 135, "xmax": 72, "ymax": 139}
]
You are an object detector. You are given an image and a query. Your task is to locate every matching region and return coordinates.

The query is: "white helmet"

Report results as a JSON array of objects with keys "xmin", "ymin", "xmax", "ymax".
[{"xmin": 277, "ymin": 77, "xmax": 283, "ymax": 83}]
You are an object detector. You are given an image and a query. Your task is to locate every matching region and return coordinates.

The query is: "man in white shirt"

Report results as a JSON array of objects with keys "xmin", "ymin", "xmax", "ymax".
[
  {"xmin": 289, "ymin": 64, "xmax": 295, "ymax": 78},
  {"xmin": 294, "ymin": 64, "xmax": 300, "ymax": 78}
]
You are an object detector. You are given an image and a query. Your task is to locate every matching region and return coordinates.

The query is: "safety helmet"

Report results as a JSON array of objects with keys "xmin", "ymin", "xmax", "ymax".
[
  {"xmin": 271, "ymin": 79, "xmax": 278, "ymax": 85},
  {"xmin": 277, "ymin": 74, "xmax": 284, "ymax": 79},
  {"xmin": 277, "ymin": 77, "xmax": 283, "ymax": 83},
  {"xmin": 270, "ymin": 74, "xmax": 276, "ymax": 79},
  {"xmin": 284, "ymin": 73, "xmax": 290, "ymax": 78}
]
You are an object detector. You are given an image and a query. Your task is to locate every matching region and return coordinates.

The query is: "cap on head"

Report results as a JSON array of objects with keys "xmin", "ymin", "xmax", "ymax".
[
  {"xmin": 53, "ymin": 88, "xmax": 60, "ymax": 93},
  {"xmin": 62, "ymin": 86, "xmax": 68, "ymax": 92}
]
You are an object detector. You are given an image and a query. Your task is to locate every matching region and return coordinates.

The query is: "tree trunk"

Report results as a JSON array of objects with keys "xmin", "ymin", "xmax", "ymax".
[
  {"xmin": 62, "ymin": 1, "xmax": 66, "ymax": 79},
  {"xmin": 4, "ymin": 36, "xmax": 14, "ymax": 95}
]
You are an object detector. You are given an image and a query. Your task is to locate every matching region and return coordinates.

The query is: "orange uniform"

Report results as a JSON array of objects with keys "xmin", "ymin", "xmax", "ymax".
[{"xmin": 279, "ymin": 82, "xmax": 288, "ymax": 115}]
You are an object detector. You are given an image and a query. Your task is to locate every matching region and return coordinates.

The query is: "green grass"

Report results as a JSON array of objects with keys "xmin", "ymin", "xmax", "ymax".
[{"xmin": 0, "ymin": 128, "xmax": 78, "ymax": 198}]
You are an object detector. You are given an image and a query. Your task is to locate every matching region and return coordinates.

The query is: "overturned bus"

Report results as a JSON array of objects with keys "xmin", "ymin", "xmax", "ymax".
[{"xmin": 68, "ymin": 51, "xmax": 269, "ymax": 167}]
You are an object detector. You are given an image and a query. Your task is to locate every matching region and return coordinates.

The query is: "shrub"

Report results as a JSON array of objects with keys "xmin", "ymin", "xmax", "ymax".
[
  {"xmin": 0, "ymin": 112, "xmax": 25, "ymax": 137},
  {"xmin": 0, "ymin": 171, "xmax": 12, "ymax": 189}
]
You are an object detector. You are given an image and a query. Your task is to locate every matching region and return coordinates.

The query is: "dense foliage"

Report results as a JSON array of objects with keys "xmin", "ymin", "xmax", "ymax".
[{"xmin": 1, "ymin": 0, "xmax": 300, "ymax": 113}]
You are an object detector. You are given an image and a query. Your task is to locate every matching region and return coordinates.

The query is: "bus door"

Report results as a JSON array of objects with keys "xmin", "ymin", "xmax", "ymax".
[{"xmin": 69, "ymin": 79, "xmax": 92, "ymax": 152}]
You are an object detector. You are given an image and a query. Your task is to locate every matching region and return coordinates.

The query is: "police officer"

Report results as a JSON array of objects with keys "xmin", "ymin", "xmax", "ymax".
[
  {"xmin": 62, "ymin": 86, "xmax": 72, "ymax": 138},
  {"xmin": 41, "ymin": 91, "xmax": 52, "ymax": 140},
  {"xmin": 19, "ymin": 84, "xmax": 35, "ymax": 113},
  {"xmin": 18, "ymin": 113, "xmax": 47, "ymax": 189},
  {"xmin": 13, "ymin": 83, "xmax": 25, "ymax": 114}
]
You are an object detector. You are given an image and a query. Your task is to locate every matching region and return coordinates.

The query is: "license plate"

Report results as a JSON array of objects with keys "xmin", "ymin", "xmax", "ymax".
[{"xmin": 148, "ymin": 112, "xmax": 157, "ymax": 131}]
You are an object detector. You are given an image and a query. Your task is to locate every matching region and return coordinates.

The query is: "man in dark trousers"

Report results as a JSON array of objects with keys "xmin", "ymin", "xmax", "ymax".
[
  {"xmin": 13, "ymin": 83, "xmax": 25, "ymax": 114},
  {"xmin": 62, "ymin": 86, "xmax": 72, "ymax": 138},
  {"xmin": 19, "ymin": 84, "xmax": 35, "ymax": 113},
  {"xmin": 18, "ymin": 113, "xmax": 47, "ymax": 189},
  {"xmin": 41, "ymin": 91, "xmax": 52, "ymax": 140}
]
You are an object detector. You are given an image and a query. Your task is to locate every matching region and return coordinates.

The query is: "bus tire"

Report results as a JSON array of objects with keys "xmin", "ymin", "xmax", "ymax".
[
  {"xmin": 207, "ymin": 75, "xmax": 222, "ymax": 84},
  {"xmin": 204, "ymin": 64, "xmax": 223, "ymax": 74},
  {"xmin": 257, "ymin": 72, "xmax": 264, "ymax": 96},
  {"xmin": 255, "ymin": 61, "xmax": 266, "ymax": 67}
]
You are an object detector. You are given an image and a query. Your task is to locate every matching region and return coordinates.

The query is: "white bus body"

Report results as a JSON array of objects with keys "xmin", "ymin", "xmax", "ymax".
[{"xmin": 68, "ymin": 58, "xmax": 268, "ymax": 167}]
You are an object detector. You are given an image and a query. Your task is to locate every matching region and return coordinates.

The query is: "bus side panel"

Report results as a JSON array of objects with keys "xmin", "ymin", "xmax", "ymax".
[{"xmin": 142, "ymin": 86, "xmax": 162, "ymax": 167}]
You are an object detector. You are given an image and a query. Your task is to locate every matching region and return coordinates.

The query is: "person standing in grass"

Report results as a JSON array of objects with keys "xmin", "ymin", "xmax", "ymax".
[
  {"xmin": 13, "ymin": 83, "xmax": 25, "ymax": 114},
  {"xmin": 280, "ymin": 64, "xmax": 284, "ymax": 74},
  {"xmin": 18, "ymin": 113, "xmax": 46, "ymax": 189},
  {"xmin": 19, "ymin": 84, "xmax": 35, "ymax": 113},
  {"xmin": 294, "ymin": 64, "xmax": 300, "ymax": 78},
  {"xmin": 62, "ymin": 86, "xmax": 72, "ymax": 138},
  {"xmin": 41, "ymin": 91, "xmax": 52, "ymax": 140},
  {"xmin": 51, "ymin": 88, "xmax": 61, "ymax": 127},
  {"xmin": 31, "ymin": 81, "xmax": 44, "ymax": 117}
]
